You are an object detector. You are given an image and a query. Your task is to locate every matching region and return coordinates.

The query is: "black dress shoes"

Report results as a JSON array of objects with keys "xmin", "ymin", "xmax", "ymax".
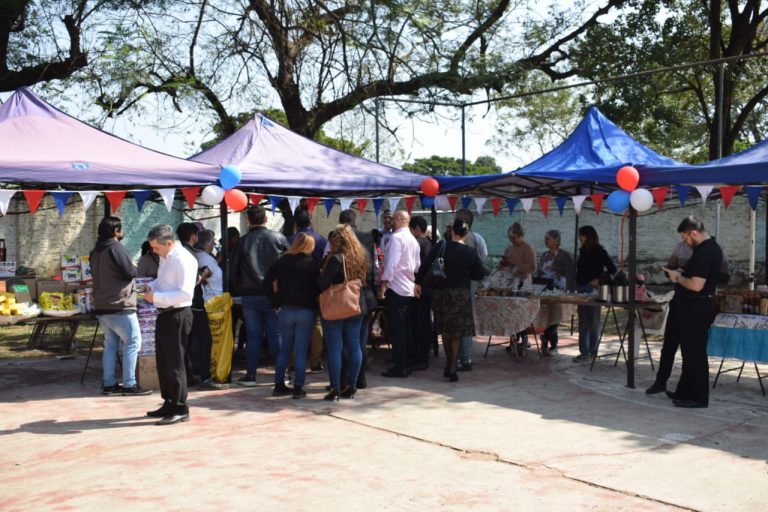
[
  {"xmin": 672, "ymin": 399, "xmax": 708, "ymax": 408},
  {"xmin": 381, "ymin": 367, "xmax": 409, "ymax": 378},
  {"xmin": 665, "ymin": 390, "xmax": 680, "ymax": 400},
  {"xmin": 146, "ymin": 404, "xmax": 172, "ymax": 418},
  {"xmin": 645, "ymin": 383, "xmax": 666, "ymax": 395},
  {"xmin": 155, "ymin": 413, "xmax": 190, "ymax": 425}
]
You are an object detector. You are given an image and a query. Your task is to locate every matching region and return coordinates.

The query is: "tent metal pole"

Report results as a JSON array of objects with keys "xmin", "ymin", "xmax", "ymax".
[
  {"xmin": 220, "ymin": 202, "xmax": 229, "ymax": 293},
  {"xmin": 627, "ymin": 207, "xmax": 637, "ymax": 388},
  {"xmin": 461, "ymin": 106, "xmax": 466, "ymax": 176},
  {"xmin": 749, "ymin": 208, "xmax": 756, "ymax": 290},
  {"xmin": 431, "ymin": 204, "xmax": 438, "ymax": 244},
  {"xmin": 573, "ymin": 214, "xmax": 580, "ymax": 266},
  {"xmin": 375, "ymin": 99, "xmax": 380, "ymax": 163}
]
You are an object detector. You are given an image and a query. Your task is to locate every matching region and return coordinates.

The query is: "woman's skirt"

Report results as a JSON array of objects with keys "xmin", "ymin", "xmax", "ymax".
[{"xmin": 432, "ymin": 286, "xmax": 475, "ymax": 338}]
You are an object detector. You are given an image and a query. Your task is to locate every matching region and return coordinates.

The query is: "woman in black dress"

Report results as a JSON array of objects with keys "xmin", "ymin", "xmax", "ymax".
[{"xmin": 416, "ymin": 218, "xmax": 484, "ymax": 382}]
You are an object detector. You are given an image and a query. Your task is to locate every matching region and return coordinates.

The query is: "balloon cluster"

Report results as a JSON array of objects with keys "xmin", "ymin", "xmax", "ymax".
[
  {"xmin": 607, "ymin": 166, "xmax": 653, "ymax": 213},
  {"xmin": 200, "ymin": 165, "xmax": 248, "ymax": 211}
]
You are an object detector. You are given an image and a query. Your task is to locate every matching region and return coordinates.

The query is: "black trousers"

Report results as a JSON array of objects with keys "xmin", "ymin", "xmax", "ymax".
[
  {"xmin": 190, "ymin": 308, "xmax": 212, "ymax": 381},
  {"xmin": 155, "ymin": 307, "xmax": 193, "ymax": 412},
  {"xmin": 654, "ymin": 296, "xmax": 716, "ymax": 403},
  {"xmin": 411, "ymin": 294, "xmax": 433, "ymax": 365},
  {"xmin": 385, "ymin": 289, "xmax": 414, "ymax": 371}
]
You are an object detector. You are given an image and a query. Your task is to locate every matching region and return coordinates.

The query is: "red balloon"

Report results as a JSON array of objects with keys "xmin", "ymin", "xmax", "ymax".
[
  {"xmin": 420, "ymin": 177, "xmax": 440, "ymax": 197},
  {"xmin": 616, "ymin": 166, "xmax": 639, "ymax": 191},
  {"xmin": 224, "ymin": 189, "xmax": 248, "ymax": 211}
]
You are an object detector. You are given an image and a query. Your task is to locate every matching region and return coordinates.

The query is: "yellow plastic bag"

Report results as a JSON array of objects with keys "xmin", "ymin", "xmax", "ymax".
[{"xmin": 205, "ymin": 293, "xmax": 234, "ymax": 383}]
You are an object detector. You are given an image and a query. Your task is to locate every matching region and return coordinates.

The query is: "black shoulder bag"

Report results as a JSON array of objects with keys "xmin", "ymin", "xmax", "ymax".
[{"xmin": 422, "ymin": 241, "xmax": 448, "ymax": 288}]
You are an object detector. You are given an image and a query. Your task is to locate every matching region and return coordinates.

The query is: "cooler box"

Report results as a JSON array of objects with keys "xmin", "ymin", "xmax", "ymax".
[{"xmin": 137, "ymin": 355, "xmax": 160, "ymax": 390}]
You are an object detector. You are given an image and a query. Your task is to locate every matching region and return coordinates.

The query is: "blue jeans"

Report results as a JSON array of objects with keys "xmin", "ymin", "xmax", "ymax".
[
  {"xmin": 241, "ymin": 295, "xmax": 282, "ymax": 375},
  {"xmin": 98, "ymin": 311, "xmax": 142, "ymax": 387},
  {"xmin": 323, "ymin": 315, "xmax": 364, "ymax": 389},
  {"xmin": 577, "ymin": 283, "xmax": 601, "ymax": 356},
  {"xmin": 274, "ymin": 307, "xmax": 316, "ymax": 387}
]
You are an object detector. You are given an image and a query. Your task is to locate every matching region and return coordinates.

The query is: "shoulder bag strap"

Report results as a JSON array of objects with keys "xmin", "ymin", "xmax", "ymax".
[{"xmin": 341, "ymin": 254, "xmax": 348, "ymax": 283}]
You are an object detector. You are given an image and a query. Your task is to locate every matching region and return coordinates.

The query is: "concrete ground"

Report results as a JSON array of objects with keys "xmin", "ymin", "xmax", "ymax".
[{"xmin": 1, "ymin": 332, "xmax": 767, "ymax": 511}]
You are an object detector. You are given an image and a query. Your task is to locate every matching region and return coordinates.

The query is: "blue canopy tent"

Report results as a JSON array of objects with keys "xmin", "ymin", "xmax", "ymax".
[
  {"xmin": 435, "ymin": 106, "xmax": 686, "ymax": 196},
  {"xmin": 191, "ymin": 114, "xmax": 424, "ymax": 197}
]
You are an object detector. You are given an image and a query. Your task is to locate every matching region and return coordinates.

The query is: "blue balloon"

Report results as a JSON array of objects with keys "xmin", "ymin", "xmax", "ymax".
[
  {"xmin": 607, "ymin": 190, "xmax": 631, "ymax": 213},
  {"xmin": 220, "ymin": 165, "xmax": 242, "ymax": 190}
]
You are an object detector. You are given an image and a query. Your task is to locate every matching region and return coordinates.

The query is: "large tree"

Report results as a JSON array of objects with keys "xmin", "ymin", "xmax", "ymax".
[
  {"xmin": 75, "ymin": 0, "xmax": 624, "ymax": 141},
  {"xmin": 403, "ymin": 154, "xmax": 501, "ymax": 175}
]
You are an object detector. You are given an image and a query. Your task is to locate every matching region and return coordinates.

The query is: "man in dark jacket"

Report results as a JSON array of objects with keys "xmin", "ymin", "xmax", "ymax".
[
  {"xmin": 232, "ymin": 205, "xmax": 289, "ymax": 386},
  {"xmin": 90, "ymin": 216, "xmax": 151, "ymax": 396}
]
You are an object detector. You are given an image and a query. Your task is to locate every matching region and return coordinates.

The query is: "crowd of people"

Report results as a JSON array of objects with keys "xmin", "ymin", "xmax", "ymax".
[{"xmin": 89, "ymin": 206, "xmax": 724, "ymax": 426}]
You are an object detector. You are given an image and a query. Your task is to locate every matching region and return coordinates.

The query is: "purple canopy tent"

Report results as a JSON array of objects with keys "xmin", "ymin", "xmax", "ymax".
[
  {"xmin": 0, "ymin": 88, "xmax": 221, "ymax": 190},
  {"xmin": 191, "ymin": 114, "xmax": 424, "ymax": 196}
]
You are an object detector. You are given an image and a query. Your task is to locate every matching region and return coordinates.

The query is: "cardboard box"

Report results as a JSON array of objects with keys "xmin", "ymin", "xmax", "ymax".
[
  {"xmin": 22, "ymin": 278, "xmax": 36, "ymax": 301},
  {"xmin": 80, "ymin": 256, "xmax": 92, "ymax": 281},
  {"xmin": 137, "ymin": 355, "xmax": 160, "ymax": 390},
  {"xmin": 61, "ymin": 255, "xmax": 80, "ymax": 268},
  {"xmin": 0, "ymin": 261, "xmax": 16, "ymax": 277},
  {"xmin": 62, "ymin": 268, "xmax": 81, "ymax": 283},
  {"xmin": 37, "ymin": 279, "xmax": 66, "ymax": 295}
]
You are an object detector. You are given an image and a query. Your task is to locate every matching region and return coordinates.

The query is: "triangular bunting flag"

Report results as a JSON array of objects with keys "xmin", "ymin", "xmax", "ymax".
[
  {"xmin": 474, "ymin": 197, "xmax": 487, "ymax": 215},
  {"xmin": 157, "ymin": 188, "xmax": 175, "ymax": 212},
  {"xmin": 695, "ymin": 185, "xmax": 714, "ymax": 206},
  {"xmin": 572, "ymin": 195, "xmax": 587, "ymax": 215},
  {"xmin": 372, "ymin": 198, "xmax": 385, "ymax": 216},
  {"xmin": 719, "ymin": 185, "xmax": 740, "ymax": 208},
  {"xmin": 357, "ymin": 198, "xmax": 369, "ymax": 216},
  {"xmin": 51, "ymin": 192, "xmax": 73, "ymax": 217},
  {"xmin": 287, "ymin": 196, "xmax": 301, "ymax": 214},
  {"xmin": 0, "ymin": 190, "xmax": 15, "ymax": 215},
  {"xmin": 651, "ymin": 186, "xmax": 669, "ymax": 210},
  {"xmin": 23, "ymin": 190, "xmax": 45, "ymax": 214},
  {"xmin": 387, "ymin": 197, "xmax": 401, "ymax": 212},
  {"xmin": 104, "ymin": 191, "xmax": 127, "ymax": 214},
  {"xmin": 269, "ymin": 196, "xmax": 284, "ymax": 214},
  {"xmin": 447, "ymin": 195, "xmax": 458, "ymax": 212},
  {"xmin": 181, "ymin": 187, "xmax": 201, "ymax": 209},
  {"xmin": 248, "ymin": 193, "xmax": 265, "ymax": 206},
  {"xmin": 339, "ymin": 198, "xmax": 353, "ymax": 212},
  {"xmin": 421, "ymin": 196, "xmax": 435, "ymax": 209},
  {"xmin": 305, "ymin": 197, "xmax": 320, "ymax": 216},
  {"xmin": 323, "ymin": 198, "xmax": 336, "ymax": 217},
  {"xmin": 590, "ymin": 193, "xmax": 605, "ymax": 215},
  {"xmin": 505, "ymin": 198, "xmax": 518, "ymax": 215},
  {"xmin": 538, "ymin": 197, "xmax": 550, "ymax": 217},
  {"xmin": 461, "ymin": 196, "xmax": 472, "ymax": 210},
  {"xmin": 675, "ymin": 186, "xmax": 690, "ymax": 207},
  {"xmin": 78, "ymin": 191, "xmax": 98, "ymax": 211},
  {"xmin": 435, "ymin": 195, "xmax": 450, "ymax": 211},
  {"xmin": 746, "ymin": 187, "xmax": 762, "ymax": 211},
  {"xmin": 403, "ymin": 196, "xmax": 416, "ymax": 213},
  {"xmin": 555, "ymin": 196, "xmax": 568, "ymax": 216},
  {"xmin": 133, "ymin": 191, "xmax": 150, "ymax": 212},
  {"xmin": 520, "ymin": 198, "xmax": 533, "ymax": 212},
  {"xmin": 490, "ymin": 198, "xmax": 502, "ymax": 217}
]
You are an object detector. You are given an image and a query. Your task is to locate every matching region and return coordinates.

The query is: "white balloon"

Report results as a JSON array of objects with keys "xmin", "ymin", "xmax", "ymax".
[
  {"xmin": 201, "ymin": 185, "xmax": 225, "ymax": 206},
  {"xmin": 630, "ymin": 188, "xmax": 654, "ymax": 212}
]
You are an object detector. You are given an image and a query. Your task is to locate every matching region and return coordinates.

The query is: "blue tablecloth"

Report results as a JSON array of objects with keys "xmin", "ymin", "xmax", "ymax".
[{"xmin": 708, "ymin": 326, "xmax": 768, "ymax": 363}]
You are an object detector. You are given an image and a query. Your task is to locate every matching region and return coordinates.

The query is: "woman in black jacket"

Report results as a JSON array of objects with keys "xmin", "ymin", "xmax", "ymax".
[
  {"xmin": 574, "ymin": 225, "xmax": 616, "ymax": 362},
  {"xmin": 317, "ymin": 225, "xmax": 371, "ymax": 401},
  {"xmin": 264, "ymin": 233, "xmax": 320, "ymax": 399},
  {"xmin": 416, "ymin": 218, "xmax": 484, "ymax": 382}
]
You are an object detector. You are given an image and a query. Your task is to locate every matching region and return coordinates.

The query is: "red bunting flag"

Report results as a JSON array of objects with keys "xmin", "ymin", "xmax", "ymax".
[
  {"xmin": 447, "ymin": 195, "xmax": 458, "ymax": 212},
  {"xmin": 181, "ymin": 187, "xmax": 201, "ymax": 209},
  {"xmin": 403, "ymin": 195, "xmax": 416, "ymax": 213},
  {"xmin": 490, "ymin": 197, "xmax": 502, "ymax": 217},
  {"xmin": 651, "ymin": 186, "xmax": 669, "ymax": 210},
  {"xmin": 104, "ymin": 191, "xmax": 127, "ymax": 214},
  {"xmin": 356, "ymin": 198, "xmax": 368, "ymax": 216},
  {"xmin": 305, "ymin": 197, "xmax": 320, "ymax": 216},
  {"xmin": 719, "ymin": 185, "xmax": 740, "ymax": 208},
  {"xmin": 538, "ymin": 196, "xmax": 550, "ymax": 217},
  {"xmin": 248, "ymin": 193, "xmax": 265, "ymax": 206},
  {"xmin": 590, "ymin": 193, "xmax": 605, "ymax": 215},
  {"xmin": 23, "ymin": 190, "xmax": 45, "ymax": 214}
]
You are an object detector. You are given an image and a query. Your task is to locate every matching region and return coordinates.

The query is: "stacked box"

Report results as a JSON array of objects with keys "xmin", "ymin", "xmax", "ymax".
[
  {"xmin": 80, "ymin": 256, "xmax": 92, "ymax": 282},
  {"xmin": 136, "ymin": 277, "xmax": 157, "ymax": 356},
  {"xmin": 0, "ymin": 261, "xmax": 16, "ymax": 277},
  {"xmin": 137, "ymin": 355, "xmax": 160, "ymax": 390},
  {"xmin": 61, "ymin": 254, "xmax": 81, "ymax": 283}
]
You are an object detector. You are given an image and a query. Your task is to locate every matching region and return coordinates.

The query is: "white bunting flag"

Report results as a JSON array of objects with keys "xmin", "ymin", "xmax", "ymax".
[
  {"xmin": 287, "ymin": 196, "xmax": 301, "ymax": 214},
  {"xmin": 521, "ymin": 198, "xmax": 534, "ymax": 212},
  {"xmin": 474, "ymin": 197, "xmax": 487, "ymax": 215},
  {"xmin": 387, "ymin": 196, "xmax": 401, "ymax": 212},
  {"xmin": 435, "ymin": 195, "xmax": 450, "ymax": 211},
  {"xmin": 158, "ymin": 188, "xmax": 176, "ymax": 212},
  {"xmin": 339, "ymin": 198, "xmax": 353, "ymax": 212},
  {"xmin": 0, "ymin": 190, "xmax": 15, "ymax": 215},
  {"xmin": 78, "ymin": 191, "xmax": 99, "ymax": 211},
  {"xmin": 695, "ymin": 185, "xmax": 714, "ymax": 206},
  {"xmin": 572, "ymin": 195, "xmax": 587, "ymax": 215}
]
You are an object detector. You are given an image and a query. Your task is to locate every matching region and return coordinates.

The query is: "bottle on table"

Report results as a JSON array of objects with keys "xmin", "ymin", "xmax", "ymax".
[{"xmin": 0, "ymin": 239, "xmax": 5, "ymax": 262}]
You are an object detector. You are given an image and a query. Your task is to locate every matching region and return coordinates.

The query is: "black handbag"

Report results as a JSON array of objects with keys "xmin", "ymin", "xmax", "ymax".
[{"xmin": 422, "ymin": 241, "xmax": 448, "ymax": 288}]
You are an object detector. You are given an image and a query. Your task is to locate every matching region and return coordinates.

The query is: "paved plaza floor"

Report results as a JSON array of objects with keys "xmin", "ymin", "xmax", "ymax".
[{"xmin": 1, "ymin": 333, "xmax": 767, "ymax": 511}]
